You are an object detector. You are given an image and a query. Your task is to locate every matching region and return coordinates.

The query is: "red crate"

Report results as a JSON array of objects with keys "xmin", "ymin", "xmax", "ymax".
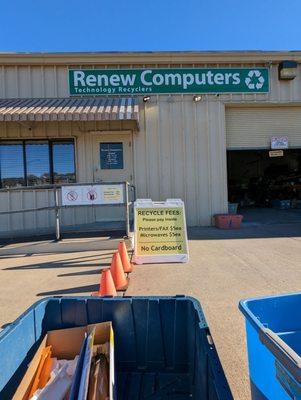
[
  {"xmin": 214, "ymin": 214, "xmax": 231, "ymax": 229},
  {"xmin": 230, "ymin": 214, "xmax": 243, "ymax": 229},
  {"xmin": 214, "ymin": 214, "xmax": 243, "ymax": 229}
]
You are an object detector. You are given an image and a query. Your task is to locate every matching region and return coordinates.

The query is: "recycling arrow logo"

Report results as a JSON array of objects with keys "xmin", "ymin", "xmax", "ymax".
[{"xmin": 245, "ymin": 70, "xmax": 265, "ymax": 90}]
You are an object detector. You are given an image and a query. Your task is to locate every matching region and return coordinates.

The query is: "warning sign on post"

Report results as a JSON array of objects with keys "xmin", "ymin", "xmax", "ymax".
[
  {"xmin": 133, "ymin": 199, "xmax": 189, "ymax": 264},
  {"xmin": 102, "ymin": 185, "xmax": 124, "ymax": 204},
  {"xmin": 62, "ymin": 185, "xmax": 102, "ymax": 205},
  {"xmin": 61, "ymin": 184, "xmax": 124, "ymax": 206}
]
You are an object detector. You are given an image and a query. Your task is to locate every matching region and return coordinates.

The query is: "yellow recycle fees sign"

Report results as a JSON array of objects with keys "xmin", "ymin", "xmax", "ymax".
[{"xmin": 133, "ymin": 199, "xmax": 189, "ymax": 264}]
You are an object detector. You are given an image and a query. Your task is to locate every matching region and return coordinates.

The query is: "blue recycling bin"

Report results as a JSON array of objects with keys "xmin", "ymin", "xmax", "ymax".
[
  {"xmin": 0, "ymin": 296, "xmax": 233, "ymax": 399},
  {"xmin": 239, "ymin": 292, "xmax": 301, "ymax": 399}
]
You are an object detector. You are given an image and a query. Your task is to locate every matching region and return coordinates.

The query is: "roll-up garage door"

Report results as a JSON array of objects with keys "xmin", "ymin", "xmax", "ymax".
[{"xmin": 226, "ymin": 106, "xmax": 301, "ymax": 149}]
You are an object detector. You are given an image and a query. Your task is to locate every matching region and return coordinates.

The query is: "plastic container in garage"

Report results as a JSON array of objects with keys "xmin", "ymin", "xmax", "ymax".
[
  {"xmin": 214, "ymin": 214, "xmax": 231, "ymax": 229},
  {"xmin": 214, "ymin": 214, "xmax": 243, "ymax": 229},
  {"xmin": 0, "ymin": 296, "xmax": 233, "ymax": 399},
  {"xmin": 239, "ymin": 292, "xmax": 301, "ymax": 399},
  {"xmin": 230, "ymin": 214, "xmax": 243, "ymax": 229},
  {"xmin": 271, "ymin": 200, "xmax": 291, "ymax": 209},
  {"xmin": 228, "ymin": 202, "xmax": 239, "ymax": 214}
]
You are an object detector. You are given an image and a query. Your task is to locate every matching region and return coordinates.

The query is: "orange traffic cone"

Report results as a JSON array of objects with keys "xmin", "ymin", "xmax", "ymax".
[
  {"xmin": 110, "ymin": 251, "xmax": 129, "ymax": 291},
  {"xmin": 118, "ymin": 241, "xmax": 133, "ymax": 273},
  {"xmin": 92, "ymin": 269, "xmax": 117, "ymax": 297}
]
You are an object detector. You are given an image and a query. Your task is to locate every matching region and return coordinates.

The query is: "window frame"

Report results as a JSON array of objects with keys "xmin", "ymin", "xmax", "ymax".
[{"xmin": 0, "ymin": 138, "xmax": 76, "ymax": 188}]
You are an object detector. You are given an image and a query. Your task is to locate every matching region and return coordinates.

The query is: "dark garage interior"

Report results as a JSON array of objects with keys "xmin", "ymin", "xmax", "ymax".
[{"xmin": 227, "ymin": 149, "xmax": 301, "ymax": 223}]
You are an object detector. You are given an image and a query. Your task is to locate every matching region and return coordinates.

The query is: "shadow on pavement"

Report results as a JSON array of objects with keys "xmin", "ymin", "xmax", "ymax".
[
  {"xmin": 188, "ymin": 223, "xmax": 301, "ymax": 240},
  {"xmin": 37, "ymin": 284, "xmax": 99, "ymax": 296},
  {"xmin": 0, "ymin": 229, "xmax": 125, "ymax": 246},
  {"xmin": 0, "ymin": 235, "xmax": 127, "ymax": 257},
  {"xmin": 0, "ymin": 252, "xmax": 113, "ymax": 261},
  {"xmin": 57, "ymin": 268, "xmax": 107, "ymax": 277},
  {"xmin": 3, "ymin": 259, "xmax": 111, "ymax": 271}
]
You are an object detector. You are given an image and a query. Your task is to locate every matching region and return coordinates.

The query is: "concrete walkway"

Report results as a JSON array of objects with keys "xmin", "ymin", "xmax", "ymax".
[
  {"xmin": 1, "ymin": 224, "xmax": 301, "ymax": 399},
  {"xmin": 0, "ymin": 236, "xmax": 126, "ymax": 328},
  {"xmin": 127, "ymin": 224, "xmax": 301, "ymax": 400}
]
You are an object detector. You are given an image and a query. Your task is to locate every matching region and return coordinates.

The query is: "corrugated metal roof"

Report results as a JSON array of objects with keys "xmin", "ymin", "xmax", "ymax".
[
  {"xmin": 0, "ymin": 51, "xmax": 300, "ymax": 65},
  {"xmin": 0, "ymin": 97, "xmax": 139, "ymax": 123}
]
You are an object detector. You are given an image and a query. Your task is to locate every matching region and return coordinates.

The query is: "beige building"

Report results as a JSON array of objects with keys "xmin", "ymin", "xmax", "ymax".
[{"xmin": 0, "ymin": 51, "xmax": 301, "ymax": 238}]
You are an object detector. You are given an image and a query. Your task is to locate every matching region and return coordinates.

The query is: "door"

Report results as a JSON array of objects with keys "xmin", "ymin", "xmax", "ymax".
[
  {"xmin": 92, "ymin": 133, "xmax": 134, "ymax": 223},
  {"xmin": 226, "ymin": 106, "xmax": 301, "ymax": 149},
  {"xmin": 92, "ymin": 133, "xmax": 133, "ymax": 184}
]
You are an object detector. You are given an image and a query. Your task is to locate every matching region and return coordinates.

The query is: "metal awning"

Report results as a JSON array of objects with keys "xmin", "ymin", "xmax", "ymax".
[{"xmin": 0, "ymin": 97, "xmax": 139, "ymax": 124}]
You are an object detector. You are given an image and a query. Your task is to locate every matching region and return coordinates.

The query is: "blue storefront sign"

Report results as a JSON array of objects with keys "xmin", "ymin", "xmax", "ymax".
[{"xmin": 100, "ymin": 142, "xmax": 124, "ymax": 169}]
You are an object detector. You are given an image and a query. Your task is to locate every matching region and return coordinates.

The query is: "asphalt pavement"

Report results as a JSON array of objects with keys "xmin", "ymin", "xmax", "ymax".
[{"xmin": 1, "ymin": 223, "xmax": 301, "ymax": 399}]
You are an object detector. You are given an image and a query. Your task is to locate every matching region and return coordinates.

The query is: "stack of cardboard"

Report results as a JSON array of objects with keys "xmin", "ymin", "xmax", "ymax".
[{"xmin": 13, "ymin": 322, "xmax": 115, "ymax": 400}]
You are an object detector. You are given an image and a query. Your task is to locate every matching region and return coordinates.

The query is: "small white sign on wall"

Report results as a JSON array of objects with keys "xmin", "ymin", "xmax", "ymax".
[
  {"xmin": 271, "ymin": 136, "xmax": 289, "ymax": 150},
  {"xmin": 101, "ymin": 185, "xmax": 124, "ymax": 204},
  {"xmin": 61, "ymin": 184, "xmax": 124, "ymax": 206},
  {"xmin": 269, "ymin": 150, "xmax": 284, "ymax": 158}
]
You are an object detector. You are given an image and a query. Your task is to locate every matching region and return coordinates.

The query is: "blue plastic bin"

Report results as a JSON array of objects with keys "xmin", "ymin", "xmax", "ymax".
[
  {"xmin": 271, "ymin": 200, "xmax": 291, "ymax": 210},
  {"xmin": 228, "ymin": 203, "xmax": 239, "ymax": 214},
  {"xmin": 0, "ymin": 296, "xmax": 232, "ymax": 400},
  {"xmin": 240, "ymin": 292, "xmax": 301, "ymax": 399}
]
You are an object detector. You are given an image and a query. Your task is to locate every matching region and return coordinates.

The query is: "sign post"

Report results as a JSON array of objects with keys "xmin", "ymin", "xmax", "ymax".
[{"xmin": 133, "ymin": 199, "xmax": 189, "ymax": 264}]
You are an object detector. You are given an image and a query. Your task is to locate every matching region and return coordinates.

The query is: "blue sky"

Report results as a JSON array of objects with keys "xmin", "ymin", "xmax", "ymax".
[{"xmin": 0, "ymin": 0, "xmax": 300, "ymax": 52}]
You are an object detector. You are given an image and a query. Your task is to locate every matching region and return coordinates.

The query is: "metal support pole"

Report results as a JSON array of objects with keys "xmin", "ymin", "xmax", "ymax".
[
  {"xmin": 54, "ymin": 187, "xmax": 61, "ymax": 241},
  {"xmin": 125, "ymin": 182, "xmax": 130, "ymax": 238}
]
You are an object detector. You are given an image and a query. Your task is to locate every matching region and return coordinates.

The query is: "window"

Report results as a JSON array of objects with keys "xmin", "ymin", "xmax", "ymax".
[
  {"xmin": 0, "ymin": 140, "xmax": 76, "ymax": 188},
  {"xmin": 26, "ymin": 141, "xmax": 51, "ymax": 186},
  {"xmin": 0, "ymin": 142, "xmax": 25, "ymax": 187},
  {"xmin": 53, "ymin": 141, "xmax": 76, "ymax": 184}
]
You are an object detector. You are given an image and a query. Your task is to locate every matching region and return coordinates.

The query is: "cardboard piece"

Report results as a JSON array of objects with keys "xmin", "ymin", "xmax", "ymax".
[
  {"xmin": 28, "ymin": 345, "xmax": 52, "ymax": 398},
  {"xmin": 13, "ymin": 337, "xmax": 48, "ymax": 400},
  {"xmin": 30, "ymin": 358, "xmax": 78, "ymax": 400},
  {"xmin": 13, "ymin": 322, "xmax": 115, "ymax": 400},
  {"xmin": 87, "ymin": 349, "xmax": 109, "ymax": 400}
]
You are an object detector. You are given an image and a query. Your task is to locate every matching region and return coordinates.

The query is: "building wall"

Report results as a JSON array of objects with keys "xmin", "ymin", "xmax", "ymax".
[
  {"xmin": 1, "ymin": 63, "xmax": 301, "ymax": 102},
  {"xmin": 0, "ymin": 99, "xmax": 227, "ymax": 233},
  {"xmin": 0, "ymin": 121, "xmax": 130, "ymax": 235},
  {"xmin": 1, "ymin": 57, "xmax": 301, "ymax": 235},
  {"xmin": 135, "ymin": 97, "xmax": 227, "ymax": 225}
]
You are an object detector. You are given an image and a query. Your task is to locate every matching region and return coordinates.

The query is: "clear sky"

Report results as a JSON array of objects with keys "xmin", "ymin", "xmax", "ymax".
[{"xmin": 0, "ymin": 0, "xmax": 300, "ymax": 52}]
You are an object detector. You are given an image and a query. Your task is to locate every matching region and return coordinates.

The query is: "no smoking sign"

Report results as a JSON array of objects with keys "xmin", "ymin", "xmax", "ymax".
[{"xmin": 66, "ymin": 190, "xmax": 78, "ymax": 202}]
